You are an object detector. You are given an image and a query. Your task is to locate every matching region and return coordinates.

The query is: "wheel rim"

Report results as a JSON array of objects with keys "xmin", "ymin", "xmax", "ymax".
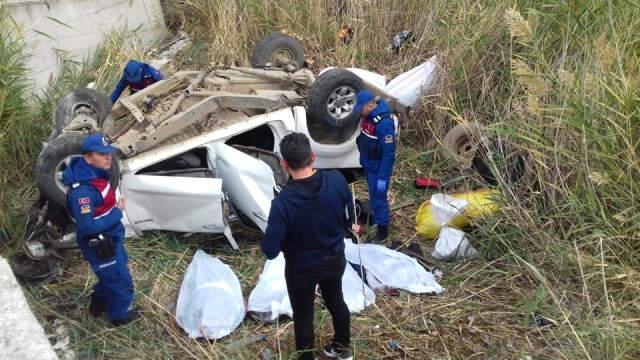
[
  {"xmin": 54, "ymin": 155, "xmax": 81, "ymax": 195},
  {"xmin": 453, "ymin": 135, "xmax": 476, "ymax": 158},
  {"xmin": 326, "ymin": 85, "xmax": 356, "ymax": 122},
  {"xmin": 270, "ymin": 48, "xmax": 295, "ymax": 64}
]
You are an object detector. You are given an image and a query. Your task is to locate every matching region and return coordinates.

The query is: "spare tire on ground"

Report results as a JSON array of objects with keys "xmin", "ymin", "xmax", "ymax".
[
  {"xmin": 440, "ymin": 122, "xmax": 484, "ymax": 167},
  {"xmin": 308, "ymin": 68, "xmax": 364, "ymax": 129},
  {"xmin": 250, "ymin": 33, "xmax": 305, "ymax": 69},
  {"xmin": 36, "ymin": 132, "xmax": 120, "ymax": 207},
  {"xmin": 54, "ymin": 88, "xmax": 112, "ymax": 134}
]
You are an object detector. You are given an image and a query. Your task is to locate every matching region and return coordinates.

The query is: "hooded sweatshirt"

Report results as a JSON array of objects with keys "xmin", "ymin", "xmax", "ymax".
[
  {"xmin": 62, "ymin": 157, "xmax": 124, "ymax": 244},
  {"xmin": 262, "ymin": 169, "xmax": 354, "ymax": 269}
]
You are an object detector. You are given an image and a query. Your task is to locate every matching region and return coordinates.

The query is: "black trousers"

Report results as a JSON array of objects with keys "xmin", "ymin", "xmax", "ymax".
[{"xmin": 284, "ymin": 251, "xmax": 351, "ymax": 360}]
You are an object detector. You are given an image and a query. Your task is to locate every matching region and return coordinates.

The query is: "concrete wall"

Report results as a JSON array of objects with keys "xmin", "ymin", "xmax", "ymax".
[
  {"xmin": 7, "ymin": 0, "xmax": 168, "ymax": 91},
  {"xmin": 0, "ymin": 257, "xmax": 58, "ymax": 360}
]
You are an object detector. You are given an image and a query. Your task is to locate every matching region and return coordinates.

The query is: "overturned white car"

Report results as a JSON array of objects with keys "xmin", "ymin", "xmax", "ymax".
[{"xmin": 22, "ymin": 33, "xmax": 411, "ymax": 267}]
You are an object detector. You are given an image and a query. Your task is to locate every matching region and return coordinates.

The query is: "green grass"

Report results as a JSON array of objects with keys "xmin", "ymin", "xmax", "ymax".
[{"xmin": 2, "ymin": 0, "xmax": 640, "ymax": 359}]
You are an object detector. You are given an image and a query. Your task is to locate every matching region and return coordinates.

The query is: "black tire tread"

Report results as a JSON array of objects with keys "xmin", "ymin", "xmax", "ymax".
[
  {"xmin": 36, "ymin": 133, "xmax": 120, "ymax": 207},
  {"xmin": 54, "ymin": 88, "xmax": 112, "ymax": 133},
  {"xmin": 250, "ymin": 32, "xmax": 305, "ymax": 69},
  {"xmin": 308, "ymin": 68, "xmax": 364, "ymax": 128}
]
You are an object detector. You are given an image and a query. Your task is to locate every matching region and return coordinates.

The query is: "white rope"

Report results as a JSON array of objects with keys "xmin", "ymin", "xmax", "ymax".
[{"xmin": 350, "ymin": 184, "xmax": 367, "ymax": 309}]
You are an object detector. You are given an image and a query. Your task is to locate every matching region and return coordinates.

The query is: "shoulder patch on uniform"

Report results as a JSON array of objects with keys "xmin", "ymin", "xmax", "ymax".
[
  {"xmin": 80, "ymin": 204, "xmax": 91, "ymax": 214},
  {"xmin": 384, "ymin": 134, "xmax": 394, "ymax": 143},
  {"xmin": 79, "ymin": 197, "xmax": 90, "ymax": 205}
]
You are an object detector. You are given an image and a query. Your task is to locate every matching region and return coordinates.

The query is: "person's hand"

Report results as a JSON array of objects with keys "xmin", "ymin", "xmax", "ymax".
[
  {"xmin": 376, "ymin": 179, "xmax": 388, "ymax": 193},
  {"xmin": 117, "ymin": 198, "xmax": 127, "ymax": 211}
]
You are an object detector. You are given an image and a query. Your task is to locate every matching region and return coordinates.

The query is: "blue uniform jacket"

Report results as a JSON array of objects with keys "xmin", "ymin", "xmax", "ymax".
[
  {"xmin": 110, "ymin": 61, "xmax": 163, "ymax": 103},
  {"xmin": 357, "ymin": 99, "xmax": 397, "ymax": 182},
  {"xmin": 62, "ymin": 158, "xmax": 124, "ymax": 245}
]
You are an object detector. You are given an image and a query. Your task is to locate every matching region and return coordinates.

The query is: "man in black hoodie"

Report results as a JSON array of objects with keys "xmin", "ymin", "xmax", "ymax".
[{"xmin": 262, "ymin": 133, "xmax": 354, "ymax": 360}]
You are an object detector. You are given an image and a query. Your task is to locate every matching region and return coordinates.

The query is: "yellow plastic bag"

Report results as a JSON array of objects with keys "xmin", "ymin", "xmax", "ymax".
[{"xmin": 415, "ymin": 189, "xmax": 501, "ymax": 239}]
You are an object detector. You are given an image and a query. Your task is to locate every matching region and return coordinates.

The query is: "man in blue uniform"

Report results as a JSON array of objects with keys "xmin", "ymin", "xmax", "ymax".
[
  {"xmin": 262, "ymin": 133, "xmax": 354, "ymax": 360},
  {"xmin": 110, "ymin": 60, "xmax": 163, "ymax": 103},
  {"xmin": 355, "ymin": 90, "xmax": 397, "ymax": 241},
  {"xmin": 62, "ymin": 133, "xmax": 139, "ymax": 326}
]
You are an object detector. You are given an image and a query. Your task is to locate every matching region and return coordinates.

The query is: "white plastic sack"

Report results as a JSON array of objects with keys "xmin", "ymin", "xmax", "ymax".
[
  {"xmin": 431, "ymin": 193, "xmax": 469, "ymax": 226},
  {"xmin": 247, "ymin": 254, "xmax": 292, "ymax": 320},
  {"xmin": 344, "ymin": 239, "xmax": 444, "ymax": 294},
  {"xmin": 176, "ymin": 250, "xmax": 245, "ymax": 339},
  {"xmin": 384, "ymin": 56, "xmax": 438, "ymax": 108},
  {"xmin": 247, "ymin": 253, "xmax": 375, "ymax": 321},
  {"xmin": 432, "ymin": 227, "xmax": 478, "ymax": 261}
]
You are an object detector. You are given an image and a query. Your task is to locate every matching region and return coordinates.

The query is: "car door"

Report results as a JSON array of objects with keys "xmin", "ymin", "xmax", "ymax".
[
  {"xmin": 213, "ymin": 143, "xmax": 276, "ymax": 232},
  {"xmin": 121, "ymin": 173, "xmax": 226, "ymax": 234}
]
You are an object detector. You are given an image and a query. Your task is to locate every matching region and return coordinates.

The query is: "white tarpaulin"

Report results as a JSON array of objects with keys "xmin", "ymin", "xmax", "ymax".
[
  {"xmin": 247, "ymin": 253, "xmax": 375, "ymax": 321},
  {"xmin": 344, "ymin": 239, "xmax": 444, "ymax": 294},
  {"xmin": 176, "ymin": 250, "xmax": 246, "ymax": 339},
  {"xmin": 383, "ymin": 56, "xmax": 437, "ymax": 108}
]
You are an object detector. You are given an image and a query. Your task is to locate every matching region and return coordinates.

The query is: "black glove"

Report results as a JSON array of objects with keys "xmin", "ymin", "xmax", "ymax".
[{"xmin": 88, "ymin": 234, "xmax": 115, "ymax": 260}]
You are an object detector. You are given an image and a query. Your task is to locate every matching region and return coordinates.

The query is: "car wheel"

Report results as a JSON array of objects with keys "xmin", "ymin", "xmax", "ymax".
[
  {"xmin": 250, "ymin": 32, "xmax": 305, "ymax": 69},
  {"xmin": 54, "ymin": 88, "xmax": 112, "ymax": 134},
  {"xmin": 441, "ymin": 122, "xmax": 484, "ymax": 167},
  {"xmin": 35, "ymin": 132, "xmax": 120, "ymax": 207},
  {"xmin": 308, "ymin": 68, "xmax": 364, "ymax": 129}
]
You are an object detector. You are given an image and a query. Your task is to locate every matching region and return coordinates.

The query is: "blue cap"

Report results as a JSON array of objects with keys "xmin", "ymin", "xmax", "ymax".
[
  {"xmin": 354, "ymin": 90, "xmax": 375, "ymax": 113},
  {"xmin": 124, "ymin": 60, "xmax": 144, "ymax": 83},
  {"xmin": 81, "ymin": 133, "xmax": 119, "ymax": 153}
]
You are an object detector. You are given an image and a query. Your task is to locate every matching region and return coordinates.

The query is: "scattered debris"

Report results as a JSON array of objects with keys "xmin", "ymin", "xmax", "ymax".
[
  {"xmin": 390, "ymin": 30, "xmax": 415, "ymax": 54},
  {"xmin": 529, "ymin": 314, "xmax": 555, "ymax": 328},
  {"xmin": 416, "ymin": 189, "xmax": 501, "ymax": 239},
  {"xmin": 336, "ymin": 24, "xmax": 354, "ymax": 44},
  {"xmin": 432, "ymin": 227, "xmax": 478, "ymax": 261},
  {"xmin": 387, "ymin": 339, "xmax": 399, "ymax": 351},
  {"xmin": 148, "ymin": 31, "xmax": 192, "ymax": 70},
  {"xmin": 414, "ymin": 177, "xmax": 441, "ymax": 189}
]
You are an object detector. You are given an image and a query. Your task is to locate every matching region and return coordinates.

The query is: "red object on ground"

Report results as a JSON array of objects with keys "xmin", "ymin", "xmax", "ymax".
[
  {"xmin": 353, "ymin": 224, "xmax": 365, "ymax": 236},
  {"xmin": 414, "ymin": 177, "xmax": 441, "ymax": 189}
]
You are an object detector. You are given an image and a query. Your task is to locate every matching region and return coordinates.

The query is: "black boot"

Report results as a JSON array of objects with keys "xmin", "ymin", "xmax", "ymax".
[
  {"xmin": 111, "ymin": 309, "xmax": 141, "ymax": 327},
  {"xmin": 375, "ymin": 225, "xmax": 389, "ymax": 242},
  {"xmin": 88, "ymin": 296, "xmax": 107, "ymax": 318}
]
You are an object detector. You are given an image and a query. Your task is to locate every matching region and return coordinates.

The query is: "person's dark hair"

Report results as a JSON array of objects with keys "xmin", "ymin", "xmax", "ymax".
[{"xmin": 279, "ymin": 133, "xmax": 312, "ymax": 170}]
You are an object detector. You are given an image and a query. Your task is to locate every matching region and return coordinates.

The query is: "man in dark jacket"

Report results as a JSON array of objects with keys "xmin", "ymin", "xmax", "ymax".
[
  {"xmin": 355, "ymin": 90, "xmax": 397, "ymax": 241},
  {"xmin": 110, "ymin": 60, "xmax": 163, "ymax": 103},
  {"xmin": 62, "ymin": 133, "xmax": 139, "ymax": 326},
  {"xmin": 262, "ymin": 133, "xmax": 354, "ymax": 360}
]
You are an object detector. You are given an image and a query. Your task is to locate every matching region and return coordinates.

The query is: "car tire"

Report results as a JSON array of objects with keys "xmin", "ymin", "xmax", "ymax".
[
  {"xmin": 441, "ymin": 122, "xmax": 484, "ymax": 167},
  {"xmin": 250, "ymin": 32, "xmax": 305, "ymax": 69},
  {"xmin": 54, "ymin": 88, "xmax": 112, "ymax": 134},
  {"xmin": 36, "ymin": 132, "xmax": 120, "ymax": 207},
  {"xmin": 308, "ymin": 68, "xmax": 364, "ymax": 128}
]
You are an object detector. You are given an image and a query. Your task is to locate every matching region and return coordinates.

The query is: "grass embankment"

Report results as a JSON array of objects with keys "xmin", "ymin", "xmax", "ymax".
[{"xmin": 1, "ymin": 0, "xmax": 639, "ymax": 359}]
